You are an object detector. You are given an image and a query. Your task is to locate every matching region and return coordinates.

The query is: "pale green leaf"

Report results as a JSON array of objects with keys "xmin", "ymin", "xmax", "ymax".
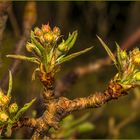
[
  {"xmin": 116, "ymin": 42, "xmax": 123, "ymax": 71},
  {"xmin": 31, "ymin": 32, "xmax": 48, "ymax": 71},
  {"xmin": 31, "ymin": 31, "xmax": 45, "ymax": 53},
  {"xmin": 57, "ymin": 47, "xmax": 93, "ymax": 64},
  {"xmin": 14, "ymin": 98, "xmax": 36, "ymax": 121},
  {"xmin": 66, "ymin": 31, "xmax": 78, "ymax": 50},
  {"xmin": 6, "ymin": 55, "xmax": 40, "ymax": 65},
  {"xmin": 65, "ymin": 31, "xmax": 77, "ymax": 45},
  {"xmin": 7, "ymin": 71, "xmax": 12, "ymax": 97},
  {"xmin": 97, "ymin": 36, "xmax": 116, "ymax": 64},
  {"xmin": 31, "ymin": 68, "xmax": 40, "ymax": 80}
]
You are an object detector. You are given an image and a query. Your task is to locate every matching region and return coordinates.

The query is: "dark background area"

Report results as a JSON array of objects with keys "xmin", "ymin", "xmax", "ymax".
[{"xmin": 0, "ymin": 1, "xmax": 140, "ymax": 139}]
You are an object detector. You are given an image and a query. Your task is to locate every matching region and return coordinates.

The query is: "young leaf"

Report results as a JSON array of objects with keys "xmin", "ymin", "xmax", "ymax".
[
  {"xmin": 66, "ymin": 31, "xmax": 78, "ymax": 50},
  {"xmin": 31, "ymin": 32, "xmax": 48, "ymax": 71},
  {"xmin": 13, "ymin": 98, "xmax": 36, "ymax": 121},
  {"xmin": 56, "ymin": 47, "xmax": 93, "ymax": 65},
  {"xmin": 7, "ymin": 71, "xmax": 12, "ymax": 97},
  {"xmin": 6, "ymin": 55, "xmax": 40, "ymax": 65},
  {"xmin": 31, "ymin": 68, "xmax": 40, "ymax": 80},
  {"xmin": 65, "ymin": 31, "xmax": 77, "ymax": 46},
  {"xmin": 97, "ymin": 36, "xmax": 116, "ymax": 64},
  {"xmin": 58, "ymin": 31, "xmax": 78, "ymax": 53},
  {"xmin": 31, "ymin": 31, "xmax": 45, "ymax": 53},
  {"xmin": 116, "ymin": 42, "xmax": 123, "ymax": 71}
]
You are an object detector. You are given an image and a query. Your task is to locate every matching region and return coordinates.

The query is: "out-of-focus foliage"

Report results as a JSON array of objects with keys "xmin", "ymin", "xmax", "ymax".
[{"xmin": 50, "ymin": 114, "xmax": 94, "ymax": 139}]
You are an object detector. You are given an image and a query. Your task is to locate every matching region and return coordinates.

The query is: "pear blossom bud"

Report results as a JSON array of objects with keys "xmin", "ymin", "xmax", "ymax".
[
  {"xmin": 41, "ymin": 24, "xmax": 51, "ymax": 33},
  {"xmin": 34, "ymin": 27, "xmax": 43, "ymax": 36},
  {"xmin": 134, "ymin": 72, "xmax": 140, "ymax": 81},
  {"xmin": 53, "ymin": 26, "xmax": 60, "ymax": 35},
  {"xmin": 133, "ymin": 56, "xmax": 140, "ymax": 65},
  {"xmin": 0, "ymin": 112, "xmax": 9, "ymax": 122},
  {"xmin": 9, "ymin": 103, "xmax": 18, "ymax": 114},
  {"xmin": 0, "ymin": 95, "xmax": 10, "ymax": 106},
  {"xmin": 44, "ymin": 33, "xmax": 53, "ymax": 43},
  {"xmin": 26, "ymin": 42, "xmax": 36, "ymax": 52}
]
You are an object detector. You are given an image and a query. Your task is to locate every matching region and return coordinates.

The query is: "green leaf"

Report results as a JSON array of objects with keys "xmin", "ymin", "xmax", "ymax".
[
  {"xmin": 63, "ymin": 115, "xmax": 74, "ymax": 123},
  {"xmin": 61, "ymin": 113, "xmax": 90, "ymax": 138},
  {"xmin": 31, "ymin": 32, "xmax": 48, "ymax": 71},
  {"xmin": 66, "ymin": 113, "xmax": 90, "ymax": 129},
  {"xmin": 7, "ymin": 71, "xmax": 12, "ymax": 97},
  {"xmin": 65, "ymin": 31, "xmax": 77, "ymax": 45},
  {"xmin": 57, "ymin": 31, "xmax": 78, "ymax": 53},
  {"xmin": 31, "ymin": 31, "xmax": 45, "ymax": 53},
  {"xmin": 6, "ymin": 55, "xmax": 40, "ymax": 65},
  {"xmin": 31, "ymin": 68, "xmax": 40, "ymax": 80},
  {"xmin": 61, "ymin": 115, "xmax": 74, "ymax": 128},
  {"xmin": 55, "ymin": 54, "xmax": 65, "ymax": 64},
  {"xmin": 62, "ymin": 128, "xmax": 76, "ymax": 138},
  {"xmin": 77, "ymin": 122, "xmax": 94, "ymax": 133},
  {"xmin": 66, "ymin": 31, "xmax": 78, "ymax": 50},
  {"xmin": 31, "ymin": 31, "xmax": 48, "ymax": 72},
  {"xmin": 57, "ymin": 47, "xmax": 93, "ymax": 65},
  {"xmin": 13, "ymin": 98, "xmax": 36, "ymax": 121},
  {"xmin": 97, "ymin": 36, "xmax": 117, "ymax": 65},
  {"xmin": 116, "ymin": 42, "xmax": 123, "ymax": 72}
]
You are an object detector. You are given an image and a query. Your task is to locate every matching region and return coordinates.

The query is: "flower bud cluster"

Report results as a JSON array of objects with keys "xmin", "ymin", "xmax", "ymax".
[
  {"xmin": 0, "ymin": 90, "xmax": 18, "ymax": 124},
  {"xmin": 117, "ymin": 47, "xmax": 140, "ymax": 86},
  {"xmin": 130, "ymin": 48, "xmax": 140, "ymax": 65},
  {"xmin": 33, "ymin": 23, "xmax": 60, "ymax": 45}
]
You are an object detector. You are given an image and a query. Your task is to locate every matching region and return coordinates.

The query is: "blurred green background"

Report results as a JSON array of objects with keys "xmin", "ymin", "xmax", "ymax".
[{"xmin": 0, "ymin": 1, "xmax": 140, "ymax": 139}]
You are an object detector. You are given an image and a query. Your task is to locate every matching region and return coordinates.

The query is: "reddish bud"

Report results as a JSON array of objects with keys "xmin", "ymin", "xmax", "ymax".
[
  {"xmin": 53, "ymin": 26, "xmax": 60, "ymax": 35},
  {"xmin": 41, "ymin": 23, "xmax": 51, "ymax": 33}
]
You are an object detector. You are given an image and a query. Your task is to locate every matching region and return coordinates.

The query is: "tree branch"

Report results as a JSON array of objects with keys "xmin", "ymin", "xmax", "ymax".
[{"xmin": 15, "ymin": 79, "xmax": 130, "ymax": 139}]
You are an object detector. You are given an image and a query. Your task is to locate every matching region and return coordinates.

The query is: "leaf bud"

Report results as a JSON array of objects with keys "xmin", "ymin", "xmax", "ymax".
[
  {"xmin": 58, "ymin": 42, "xmax": 66, "ymax": 52},
  {"xmin": 9, "ymin": 102, "xmax": 18, "ymax": 114}
]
